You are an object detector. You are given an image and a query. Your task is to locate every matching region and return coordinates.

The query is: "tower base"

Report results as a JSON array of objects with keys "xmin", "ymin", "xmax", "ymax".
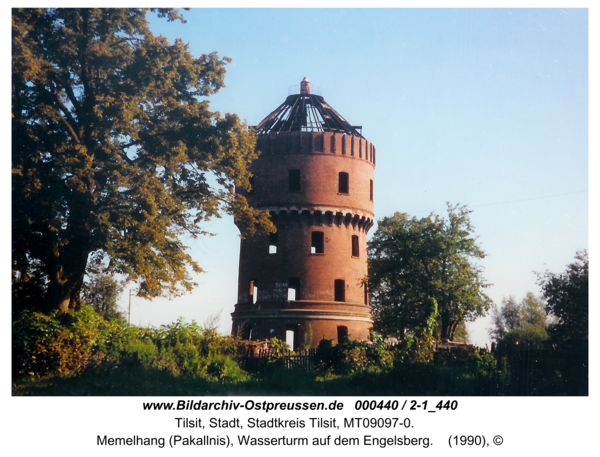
[{"xmin": 231, "ymin": 300, "xmax": 373, "ymax": 350}]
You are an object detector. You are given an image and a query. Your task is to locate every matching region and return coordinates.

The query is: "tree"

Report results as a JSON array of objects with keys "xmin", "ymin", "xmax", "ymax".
[
  {"xmin": 12, "ymin": 8, "xmax": 273, "ymax": 314},
  {"xmin": 489, "ymin": 297, "xmax": 521, "ymax": 342},
  {"xmin": 537, "ymin": 250, "xmax": 588, "ymax": 346},
  {"xmin": 81, "ymin": 271, "xmax": 124, "ymax": 320},
  {"xmin": 489, "ymin": 292, "xmax": 549, "ymax": 347},
  {"xmin": 368, "ymin": 203, "xmax": 493, "ymax": 340}
]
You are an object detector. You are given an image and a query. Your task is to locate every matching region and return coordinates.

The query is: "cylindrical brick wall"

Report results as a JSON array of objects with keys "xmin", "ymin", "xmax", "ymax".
[{"xmin": 231, "ymin": 131, "xmax": 375, "ymax": 349}]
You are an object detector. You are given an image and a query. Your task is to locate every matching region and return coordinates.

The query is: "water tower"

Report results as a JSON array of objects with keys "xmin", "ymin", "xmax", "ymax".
[{"xmin": 231, "ymin": 78, "xmax": 376, "ymax": 349}]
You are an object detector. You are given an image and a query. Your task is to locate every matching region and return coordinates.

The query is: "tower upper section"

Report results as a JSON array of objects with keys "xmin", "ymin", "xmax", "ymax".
[{"xmin": 241, "ymin": 79, "xmax": 376, "ymax": 221}]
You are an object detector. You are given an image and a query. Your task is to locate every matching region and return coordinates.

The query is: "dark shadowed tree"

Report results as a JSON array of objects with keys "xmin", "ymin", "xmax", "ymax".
[
  {"xmin": 537, "ymin": 251, "xmax": 588, "ymax": 347},
  {"xmin": 12, "ymin": 8, "xmax": 273, "ymax": 314},
  {"xmin": 368, "ymin": 203, "xmax": 492, "ymax": 340},
  {"xmin": 81, "ymin": 272, "xmax": 124, "ymax": 320}
]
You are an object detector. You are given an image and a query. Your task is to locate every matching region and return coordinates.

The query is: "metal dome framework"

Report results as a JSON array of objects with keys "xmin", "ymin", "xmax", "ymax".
[{"xmin": 254, "ymin": 93, "xmax": 364, "ymax": 138}]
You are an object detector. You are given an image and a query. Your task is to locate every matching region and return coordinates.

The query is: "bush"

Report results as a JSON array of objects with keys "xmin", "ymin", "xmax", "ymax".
[
  {"xmin": 500, "ymin": 325, "xmax": 549, "ymax": 350},
  {"xmin": 315, "ymin": 338, "xmax": 394, "ymax": 374},
  {"xmin": 205, "ymin": 355, "xmax": 249, "ymax": 383},
  {"xmin": 12, "ymin": 304, "xmax": 119, "ymax": 377},
  {"xmin": 12, "ymin": 305, "xmax": 249, "ymax": 383}
]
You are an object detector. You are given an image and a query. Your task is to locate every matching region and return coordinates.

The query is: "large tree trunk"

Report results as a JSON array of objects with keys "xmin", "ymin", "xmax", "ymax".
[
  {"xmin": 45, "ymin": 237, "xmax": 90, "ymax": 314},
  {"xmin": 439, "ymin": 310, "xmax": 451, "ymax": 340},
  {"xmin": 448, "ymin": 321, "xmax": 459, "ymax": 341}
]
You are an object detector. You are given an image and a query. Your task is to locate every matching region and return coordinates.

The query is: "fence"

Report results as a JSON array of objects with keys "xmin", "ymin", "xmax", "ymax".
[
  {"xmin": 283, "ymin": 349, "xmax": 317, "ymax": 370},
  {"xmin": 238, "ymin": 348, "xmax": 317, "ymax": 371},
  {"xmin": 238, "ymin": 342, "xmax": 588, "ymax": 395},
  {"xmin": 494, "ymin": 344, "xmax": 588, "ymax": 396}
]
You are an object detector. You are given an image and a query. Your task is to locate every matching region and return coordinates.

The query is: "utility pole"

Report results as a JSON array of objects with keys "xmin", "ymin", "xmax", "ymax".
[{"xmin": 128, "ymin": 289, "xmax": 132, "ymax": 325}]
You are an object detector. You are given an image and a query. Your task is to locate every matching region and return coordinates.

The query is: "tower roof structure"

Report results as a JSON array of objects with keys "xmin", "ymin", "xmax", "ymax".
[{"xmin": 254, "ymin": 78, "xmax": 364, "ymax": 137}]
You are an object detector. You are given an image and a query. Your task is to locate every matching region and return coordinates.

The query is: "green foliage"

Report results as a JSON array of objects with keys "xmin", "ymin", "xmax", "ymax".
[
  {"xmin": 537, "ymin": 250, "xmax": 588, "ymax": 346},
  {"xmin": 452, "ymin": 321, "xmax": 470, "ymax": 343},
  {"xmin": 316, "ymin": 340, "xmax": 367, "ymax": 374},
  {"xmin": 420, "ymin": 297, "xmax": 438, "ymax": 336},
  {"xmin": 12, "ymin": 305, "xmax": 248, "ymax": 383},
  {"xmin": 474, "ymin": 352, "xmax": 497, "ymax": 377},
  {"xmin": 489, "ymin": 297, "xmax": 522, "ymax": 341},
  {"xmin": 205, "ymin": 355, "xmax": 249, "ymax": 383},
  {"xmin": 267, "ymin": 337, "xmax": 290, "ymax": 357},
  {"xmin": 365, "ymin": 337, "xmax": 395, "ymax": 369},
  {"xmin": 368, "ymin": 203, "xmax": 492, "ymax": 340},
  {"xmin": 13, "ymin": 304, "xmax": 580, "ymax": 396},
  {"xmin": 434, "ymin": 344, "xmax": 494, "ymax": 369},
  {"xmin": 82, "ymin": 271, "xmax": 125, "ymax": 320},
  {"xmin": 315, "ymin": 338, "xmax": 394, "ymax": 374},
  {"xmin": 489, "ymin": 292, "xmax": 550, "ymax": 352},
  {"xmin": 12, "ymin": 8, "xmax": 273, "ymax": 314},
  {"xmin": 489, "ymin": 292, "xmax": 548, "ymax": 343},
  {"xmin": 12, "ymin": 304, "xmax": 119, "ymax": 377},
  {"xmin": 501, "ymin": 325, "xmax": 549, "ymax": 349}
]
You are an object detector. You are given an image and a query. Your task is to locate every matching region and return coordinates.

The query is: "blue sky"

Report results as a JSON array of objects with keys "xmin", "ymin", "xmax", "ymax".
[{"xmin": 120, "ymin": 8, "xmax": 588, "ymax": 347}]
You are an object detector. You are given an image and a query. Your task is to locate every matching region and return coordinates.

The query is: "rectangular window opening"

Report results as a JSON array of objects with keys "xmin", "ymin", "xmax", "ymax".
[
  {"xmin": 352, "ymin": 235, "xmax": 359, "ymax": 257},
  {"xmin": 370, "ymin": 179, "xmax": 373, "ymax": 201},
  {"xmin": 250, "ymin": 280, "xmax": 258, "ymax": 304},
  {"xmin": 311, "ymin": 231, "xmax": 324, "ymax": 254},
  {"xmin": 337, "ymin": 326, "xmax": 349, "ymax": 343},
  {"xmin": 285, "ymin": 329, "xmax": 295, "ymax": 351},
  {"xmin": 289, "ymin": 169, "xmax": 301, "ymax": 192},
  {"xmin": 338, "ymin": 172, "xmax": 349, "ymax": 194},
  {"xmin": 334, "ymin": 279, "xmax": 345, "ymax": 302},
  {"xmin": 288, "ymin": 277, "xmax": 300, "ymax": 301},
  {"xmin": 268, "ymin": 232, "xmax": 278, "ymax": 254}
]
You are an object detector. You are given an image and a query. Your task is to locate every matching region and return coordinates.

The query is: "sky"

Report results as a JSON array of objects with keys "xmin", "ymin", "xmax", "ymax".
[{"xmin": 113, "ymin": 8, "xmax": 589, "ymax": 347}]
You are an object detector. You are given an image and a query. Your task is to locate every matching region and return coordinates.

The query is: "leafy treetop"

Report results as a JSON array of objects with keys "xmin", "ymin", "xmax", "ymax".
[
  {"xmin": 489, "ymin": 292, "xmax": 549, "ymax": 348},
  {"xmin": 12, "ymin": 8, "xmax": 273, "ymax": 314},
  {"xmin": 368, "ymin": 203, "xmax": 492, "ymax": 340},
  {"xmin": 537, "ymin": 250, "xmax": 588, "ymax": 346}
]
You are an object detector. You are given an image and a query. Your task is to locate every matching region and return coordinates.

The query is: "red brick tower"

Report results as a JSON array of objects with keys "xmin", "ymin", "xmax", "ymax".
[{"xmin": 231, "ymin": 78, "xmax": 375, "ymax": 349}]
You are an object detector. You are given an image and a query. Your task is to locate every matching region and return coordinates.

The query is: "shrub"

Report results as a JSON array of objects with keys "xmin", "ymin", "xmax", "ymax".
[
  {"xmin": 12, "ymin": 306, "xmax": 249, "ymax": 383},
  {"xmin": 315, "ymin": 339, "xmax": 394, "ymax": 374},
  {"xmin": 365, "ymin": 337, "xmax": 394, "ymax": 369},
  {"xmin": 500, "ymin": 325, "xmax": 549, "ymax": 350},
  {"xmin": 205, "ymin": 355, "xmax": 249, "ymax": 383},
  {"xmin": 12, "ymin": 304, "xmax": 118, "ymax": 377}
]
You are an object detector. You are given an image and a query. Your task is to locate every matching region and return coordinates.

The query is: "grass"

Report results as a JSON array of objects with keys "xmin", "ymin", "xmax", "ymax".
[{"xmin": 12, "ymin": 362, "xmax": 497, "ymax": 396}]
